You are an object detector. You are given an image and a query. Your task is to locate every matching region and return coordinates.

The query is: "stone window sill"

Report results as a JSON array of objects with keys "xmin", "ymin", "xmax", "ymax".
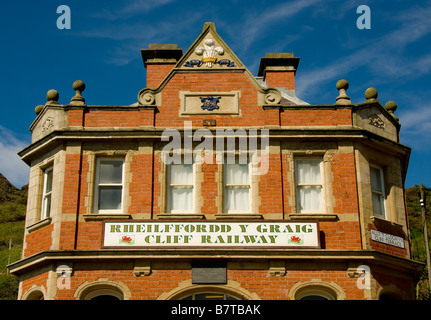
[
  {"xmin": 83, "ymin": 214, "xmax": 132, "ymax": 221},
  {"xmin": 289, "ymin": 213, "xmax": 339, "ymax": 221},
  {"xmin": 157, "ymin": 214, "xmax": 205, "ymax": 220},
  {"xmin": 26, "ymin": 217, "xmax": 52, "ymax": 233},
  {"xmin": 215, "ymin": 214, "xmax": 263, "ymax": 220}
]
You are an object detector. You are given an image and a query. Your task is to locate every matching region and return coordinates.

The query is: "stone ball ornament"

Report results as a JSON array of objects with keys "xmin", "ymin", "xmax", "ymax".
[
  {"xmin": 336, "ymin": 79, "xmax": 349, "ymax": 91},
  {"xmin": 73, "ymin": 80, "xmax": 86, "ymax": 92},
  {"xmin": 46, "ymin": 89, "xmax": 59, "ymax": 103},
  {"xmin": 365, "ymin": 87, "xmax": 378, "ymax": 100},
  {"xmin": 35, "ymin": 105, "xmax": 44, "ymax": 115}
]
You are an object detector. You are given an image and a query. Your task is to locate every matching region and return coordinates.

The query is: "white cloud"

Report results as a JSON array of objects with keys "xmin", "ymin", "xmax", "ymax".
[
  {"xmin": 0, "ymin": 126, "xmax": 30, "ymax": 188},
  {"xmin": 77, "ymin": 13, "xmax": 204, "ymax": 66},
  {"xmin": 296, "ymin": 4, "xmax": 431, "ymax": 97},
  {"xmin": 223, "ymin": 0, "xmax": 328, "ymax": 54},
  {"xmin": 93, "ymin": 0, "xmax": 177, "ymax": 21},
  {"xmin": 398, "ymin": 103, "xmax": 431, "ymax": 150}
]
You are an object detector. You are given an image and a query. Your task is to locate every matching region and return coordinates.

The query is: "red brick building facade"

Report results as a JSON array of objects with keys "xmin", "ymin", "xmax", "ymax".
[{"xmin": 9, "ymin": 23, "xmax": 423, "ymax": 300}]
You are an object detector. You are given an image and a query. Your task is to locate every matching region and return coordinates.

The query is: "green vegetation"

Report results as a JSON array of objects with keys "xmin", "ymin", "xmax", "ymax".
[
  {"xmin": 0, "ymin": 174, "xmax": 26, "ymax": 300},
  {"xmin": 406, "ymin": 185, "xmax": 431, "ymax": 300}
]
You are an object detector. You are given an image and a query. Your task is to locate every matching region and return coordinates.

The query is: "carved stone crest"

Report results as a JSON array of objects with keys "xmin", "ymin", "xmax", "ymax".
[
  {"xmin": 184, "ymin": 38, "xmax": 235, "ymax": 68},
  {"xmin": 42, "ymin": 117, "xmax": 54, "ymax": 132},
  {"xmin": 368, "ymin": 114, "xmax": 385, "ymax": 129}
]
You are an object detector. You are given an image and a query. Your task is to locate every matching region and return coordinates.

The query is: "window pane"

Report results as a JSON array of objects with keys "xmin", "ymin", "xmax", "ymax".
[
  {"xmin": 169, "ymin": 187, "xmax": 193, "ymax": 211},
  {"xmin": 370, "ymin": 167, "xmax": 382, "ymax": 192},
  {"xmin": 45, "ymin": 169, "xmax": 53, "ymax": 193},
  {"xmin": 298, "ymin": 186, "xmax": 322, "ymax": 211},
  {"xmin": 43, "ymin": 194, "xmax": 51, "ymax": 218},
  {"xmin": 296, "ymin": 159, "xmax": 321, "ymax": 184},
  {"xmin": 169, "ymin": 164, "xmax": 193, "ymax": 185},
  {"xmin": 225, "ymin": 164, "xmax": 249, "ymax": 185},
  {"xmin": 99, "ymin": 161, "xmax": 123, "ymax": 184},
  {"xmin": 372, "ymin": 192, "xmax": 384, "ymax": 217},
  {"xmin": 225, "ymin": 187, "xmax": 249, "ymax": 211},
  {"xmin": 98, "ymin": 186, "xmax": 122, "ymax": 210}
]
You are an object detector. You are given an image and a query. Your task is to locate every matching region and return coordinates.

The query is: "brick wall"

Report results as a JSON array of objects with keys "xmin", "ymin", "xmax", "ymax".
[
  {"xmin": 264, "ymin": 71, "xmax": 295, "ymax": 90},
  {"xmin": 51, "ymin": 266, "xmax": 371, "ymax": 300},
  {"xmin": 280, "ymin": 108, "xmax": 352, "ymax": 126},
  {"xmin": 146, "ymin": 64, "xmax": 176, "ymax": 88},
  {"xmin": 24, "ymin": 224, "xmax": 53, "ymax": 257}
]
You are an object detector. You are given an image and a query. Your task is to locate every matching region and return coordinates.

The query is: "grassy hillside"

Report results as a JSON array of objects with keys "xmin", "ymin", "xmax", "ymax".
[
  {"xmin": 0, "ymin": 172, "xmax": 430, "ymax": 299},
  {"xmin": 0, "ymin": 174, "xmax": 27, "ymax": 300},
  {"xmin": 405, "ymin": 185, "xmax": 431, "ymax": 299}
]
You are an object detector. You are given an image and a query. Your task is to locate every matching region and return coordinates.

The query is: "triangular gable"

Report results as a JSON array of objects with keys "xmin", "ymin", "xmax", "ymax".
[
  {"xmin": 138, "ymin": 22, "xmax": 281, "ymax": 106},
  {"xmin": 176, "ymin": 22, "xmax": 245, "ymax": 71}
]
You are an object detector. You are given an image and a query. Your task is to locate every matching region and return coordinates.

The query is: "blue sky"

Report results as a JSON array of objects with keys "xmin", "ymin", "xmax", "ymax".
[{"xmin": 0, "ymin": 0, "xmax": 430, "ymax": 190}]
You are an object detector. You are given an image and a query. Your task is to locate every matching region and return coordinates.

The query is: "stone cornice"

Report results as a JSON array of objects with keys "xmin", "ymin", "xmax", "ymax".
[
  {"xmin": 18, "ymin": 126, "xmax": 411, "ymax": 165},
  {"xmin": 8, "ymin": 249, "xmax": 424, "ymax": 277}
]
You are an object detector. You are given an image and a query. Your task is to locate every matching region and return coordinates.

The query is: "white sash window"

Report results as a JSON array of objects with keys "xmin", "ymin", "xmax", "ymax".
[
  {"xmin": 295, "ymin": 158, "xmax": 323, "ymax": 212},
  {"xmin": 370, "ymin": 165, "xmax": 386, "ymax": 218},
  {"xmin": 41, "ymin": 166, "xmax": 53, "ymax": 219},
  {"xmin": 95, "ymin": 159, "xmax": 124, "ymax": 213},
  {"xmin": 224, "ymin": 163, "xmax": 251, "ymax": 212},
  {"xmin": 167, "ymin": 163, "xmax": 194, "ymax": 213}
]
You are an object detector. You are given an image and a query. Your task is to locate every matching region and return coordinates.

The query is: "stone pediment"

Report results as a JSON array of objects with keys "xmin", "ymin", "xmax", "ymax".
[
  {"xmin": 176, "ymin": 22, "xmax": 245, "ymax": 71},
  {"xmin": 138, "ymin": 22, "xmax": 279, "ymax": 106}
]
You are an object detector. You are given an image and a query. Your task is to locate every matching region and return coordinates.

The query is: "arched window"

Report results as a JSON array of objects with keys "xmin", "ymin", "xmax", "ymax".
[
  {"xmin": 24, "ymin": 290, "xmax": 44, "ymax": 300},
  {"xmin": 83, "ymin": 288, "xmax": 124, "ymax": 300},
  {"xmin": 73, "ymin": 279, "xmax": 131, "ymax": 300},
  {"xmin": 157, "ymin": 280, "xmax": 260, "ymax": 300},
  {"xmin": 295, "ymin": 288, "xmax": 336, "ymax": 300},
  {"xmin": 22, "ymin": 287, "xmax": 45, "ymax": 300},
  {"xmin": 289, "ymin": 280, "xmax": 345, "ymax": 300}
]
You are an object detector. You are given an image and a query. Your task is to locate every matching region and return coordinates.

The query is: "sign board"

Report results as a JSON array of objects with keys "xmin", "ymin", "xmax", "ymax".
[
  {"xmin": 371, "ymin": 229, "xmax": 405, "ymax": 249},
  {"xmin": 102, "ymin": 221, "xmax": 320, "ymax": 249}
]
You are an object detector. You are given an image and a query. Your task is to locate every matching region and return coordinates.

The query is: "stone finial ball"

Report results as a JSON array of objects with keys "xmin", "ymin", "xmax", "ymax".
[
  {"xmin": 46, "ymin": 89, "xmax": 59, "ymax": 101},
  {"xmin": 73, "ymin": 80, "xmax": 86, "ymax": 92},
  {"xmin": 35, "ymin": 105, "xmax": 44, "ymax": 114},
  {"xmin": 365, "ymin": 87, "xmax": 378, "ymax": 100},
  {"xmin": 385, "ymin": 101, "xmax": 397, "ymax": 112},
  {"xmin": 336, "ymin": 79, "xmax": 349, "ymax": 90}
]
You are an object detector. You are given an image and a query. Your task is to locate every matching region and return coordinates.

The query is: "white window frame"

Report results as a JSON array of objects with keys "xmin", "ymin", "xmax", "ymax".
[
  {"xmin": 370, "ymin": 164, "xmax": 386, "ymax": 219},
  {"xmin": 41, "ymin": 166, "xmax": 53, "ymax": 220},
  {"xmin": 223, "ymin": 160, "xmax": 252, "ymax": 214},
  {"xmin": 94, "ymin": 158, "xmax": 125, "ymax": 214},
  {"xmin": 166, "ymin": 162, "xmax": 195, "ymax": 214},
  {"xmin": 294, "ymin": 157, "xmax": 325, "ymax": 213}
]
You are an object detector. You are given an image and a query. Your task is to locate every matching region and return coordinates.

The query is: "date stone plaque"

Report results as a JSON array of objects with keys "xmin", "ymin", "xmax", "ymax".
[{"xmin": 192, "ymin": 262, "xmax": 227, "ymax": 284}]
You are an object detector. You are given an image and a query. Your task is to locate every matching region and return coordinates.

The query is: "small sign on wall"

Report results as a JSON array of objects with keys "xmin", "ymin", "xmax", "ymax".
[{"xmin": 371, "ymin": 229, "xmax": 405, "ymax": 249}]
